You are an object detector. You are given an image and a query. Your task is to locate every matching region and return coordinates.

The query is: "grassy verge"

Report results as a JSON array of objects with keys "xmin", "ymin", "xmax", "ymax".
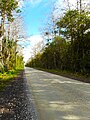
[
  {"xmin": 34, "ymin": 68, "xmax": 90, "ymax": 83},
  {"xmin": 0, "ymin": 69, "xmax": 24, "ymax": 91}
]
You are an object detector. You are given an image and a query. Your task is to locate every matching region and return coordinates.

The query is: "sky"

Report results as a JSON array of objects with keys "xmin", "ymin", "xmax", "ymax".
[
  {"xmin": 21, "ymin": 0, "xmax": 56, "ymax": 63},
  {"xmin": 19, "ymin": 0, "xmax": 89, "ymax": 63},
  {"xmin": 22, "ymin": 0, "xmax": 56, "ymax": 36}
]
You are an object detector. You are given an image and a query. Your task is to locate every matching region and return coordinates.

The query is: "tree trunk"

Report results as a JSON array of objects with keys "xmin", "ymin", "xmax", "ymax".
[{"xmin": 1, "ymin": 14, "xmax": 8, "ymax": 71}]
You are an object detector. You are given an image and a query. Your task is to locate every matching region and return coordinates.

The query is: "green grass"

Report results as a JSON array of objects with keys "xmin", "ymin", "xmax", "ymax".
[{"xmin": 0, "ymin": 69, "xmax": 24, "ymax": 91}]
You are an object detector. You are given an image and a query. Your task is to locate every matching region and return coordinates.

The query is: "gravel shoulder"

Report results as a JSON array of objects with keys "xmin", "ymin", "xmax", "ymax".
[{"xmin": 0, "ymin": 70, "xmax": 38, "ymax": 120}]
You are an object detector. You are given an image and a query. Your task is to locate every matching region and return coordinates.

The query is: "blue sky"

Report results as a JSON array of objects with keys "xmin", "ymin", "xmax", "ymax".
[
  {"xmin": 20, "ymin": 0, "xmax": 89, "ymax": 37},
  {"xmin": 20, "ymin": 0, "xmax": 56, "ymax": 62},
  {"xmin": 19, "ymin": 0, "xmax": 89, "ymax": 63},
  {"xmin": 19, "ymin": 0, "xmax": 80, "ymax": 62},
  {"xmin": 22, "ymin": 0, "xmax": 55, "ymax": 36}
]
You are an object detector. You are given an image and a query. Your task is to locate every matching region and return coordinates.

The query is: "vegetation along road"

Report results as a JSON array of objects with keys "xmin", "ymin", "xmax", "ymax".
[{"xmin": 25, "ymin": 67, "xmax": 90, "ymax": 120}]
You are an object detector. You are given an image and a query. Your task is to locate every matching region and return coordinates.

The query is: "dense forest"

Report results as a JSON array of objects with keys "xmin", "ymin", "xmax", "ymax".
[
  {"xmin": 0, "ymin": 0, "xmax": 24, "ymax": 72},
  {"xmin": 26, "ymin": 0, "xmax": 90, "ymax": 75}
]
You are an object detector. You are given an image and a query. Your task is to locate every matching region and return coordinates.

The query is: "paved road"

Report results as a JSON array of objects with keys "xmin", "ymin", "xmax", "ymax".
[{"xmin": 25, "ymin": 67, "xmax": 90, "ymax": 120}]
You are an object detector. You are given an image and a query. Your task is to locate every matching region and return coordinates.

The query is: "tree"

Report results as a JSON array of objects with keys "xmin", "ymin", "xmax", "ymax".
[
  {"xmin": 0, "ymin": 0, "xmax": 24, "ymax": 72},
  {"xmin": 26, "ymin": 0, "xmax": 90, "ymax": 75},
  {"xmin": 56, "ymin": 8, "xmax": 90, "ymax": 73}
]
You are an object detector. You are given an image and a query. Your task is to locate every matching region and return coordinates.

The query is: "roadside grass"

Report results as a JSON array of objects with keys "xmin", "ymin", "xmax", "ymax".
[
  {"xmin": 0, "ymin": 69, "xmax": 24, "ymax": 91},
  {"xmin": 34, "ymin": 68, "xmax": 90, "ymax": 83}
]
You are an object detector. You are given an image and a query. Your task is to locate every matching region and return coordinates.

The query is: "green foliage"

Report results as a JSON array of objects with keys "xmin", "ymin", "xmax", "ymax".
[
  {"xmin": 16, "ymin": 55, "xmax": 24, "ymax": 70},
  {"xmin": 0, "ymin": 0, "xmax": 19, "ymax": 21},
  {"xmin": 0, "ymin": 69, "xmax": 23, "ymax": 91},
  {"xmin": 26, "ymin": 36, "xmax": 68, "ymax": 69},
  {"xmin": 26, "ymin": 9, "xmax": 90, "ymax": 75},
  {"xmin": 0, "ymin": 0, "xmax": 24, "ymax": 72}
]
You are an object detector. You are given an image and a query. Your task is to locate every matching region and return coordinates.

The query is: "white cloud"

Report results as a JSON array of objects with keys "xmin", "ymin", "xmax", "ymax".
[
  {"xmin": 56, "ymin": 0, "xmax": 90, "ymax": 9},
  {"xmin": 55, "ymin": 0, "xmax": 76, "ymax": 10},
  {"xmin": 29, "ymin": 0, "xmax": 53, "ymax": 8},
  {"xmin": 23, "ymin": 35, "xmax": 45, "ymax": 63},
  {"xmin": 23, "ymin": 45, "xmax": 31, "ymax": 63},
  {"xmin": 29, "ymin": 35, "xmax": 44, "ymax": 46},
  {"xmin": 29, "ymin": 0, "xmax": 42, "ymax": 6},
  {"xmin": 54, "ymin": 0, "xmax": 90, "ymax": 19}
]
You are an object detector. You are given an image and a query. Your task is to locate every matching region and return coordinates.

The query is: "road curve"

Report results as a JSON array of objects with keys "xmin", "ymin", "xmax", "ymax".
[{"xmin": 25, "ymin": 67, "xmax": 90, "ymax": 120}]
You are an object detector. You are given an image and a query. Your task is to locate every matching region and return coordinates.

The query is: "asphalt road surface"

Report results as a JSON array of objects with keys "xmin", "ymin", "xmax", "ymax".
[{"xmin": 25, "ymin": 67, "xmax": 90, "ymax": 120}]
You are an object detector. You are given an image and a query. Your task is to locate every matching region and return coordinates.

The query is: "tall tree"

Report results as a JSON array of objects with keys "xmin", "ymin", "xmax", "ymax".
[{"xmin": 0, "ymin": 0, "xmax": 23, "ymax": 72}]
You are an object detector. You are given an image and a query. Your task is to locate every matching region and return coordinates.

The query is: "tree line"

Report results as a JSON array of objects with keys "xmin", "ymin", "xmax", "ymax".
[
  {"xmin": 0, "ymin": 0, "xmax": 24, "ymax": 72},
  {"xmin": 26, "ymin": 0, "xmax": 90, "ymax": 75}
]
